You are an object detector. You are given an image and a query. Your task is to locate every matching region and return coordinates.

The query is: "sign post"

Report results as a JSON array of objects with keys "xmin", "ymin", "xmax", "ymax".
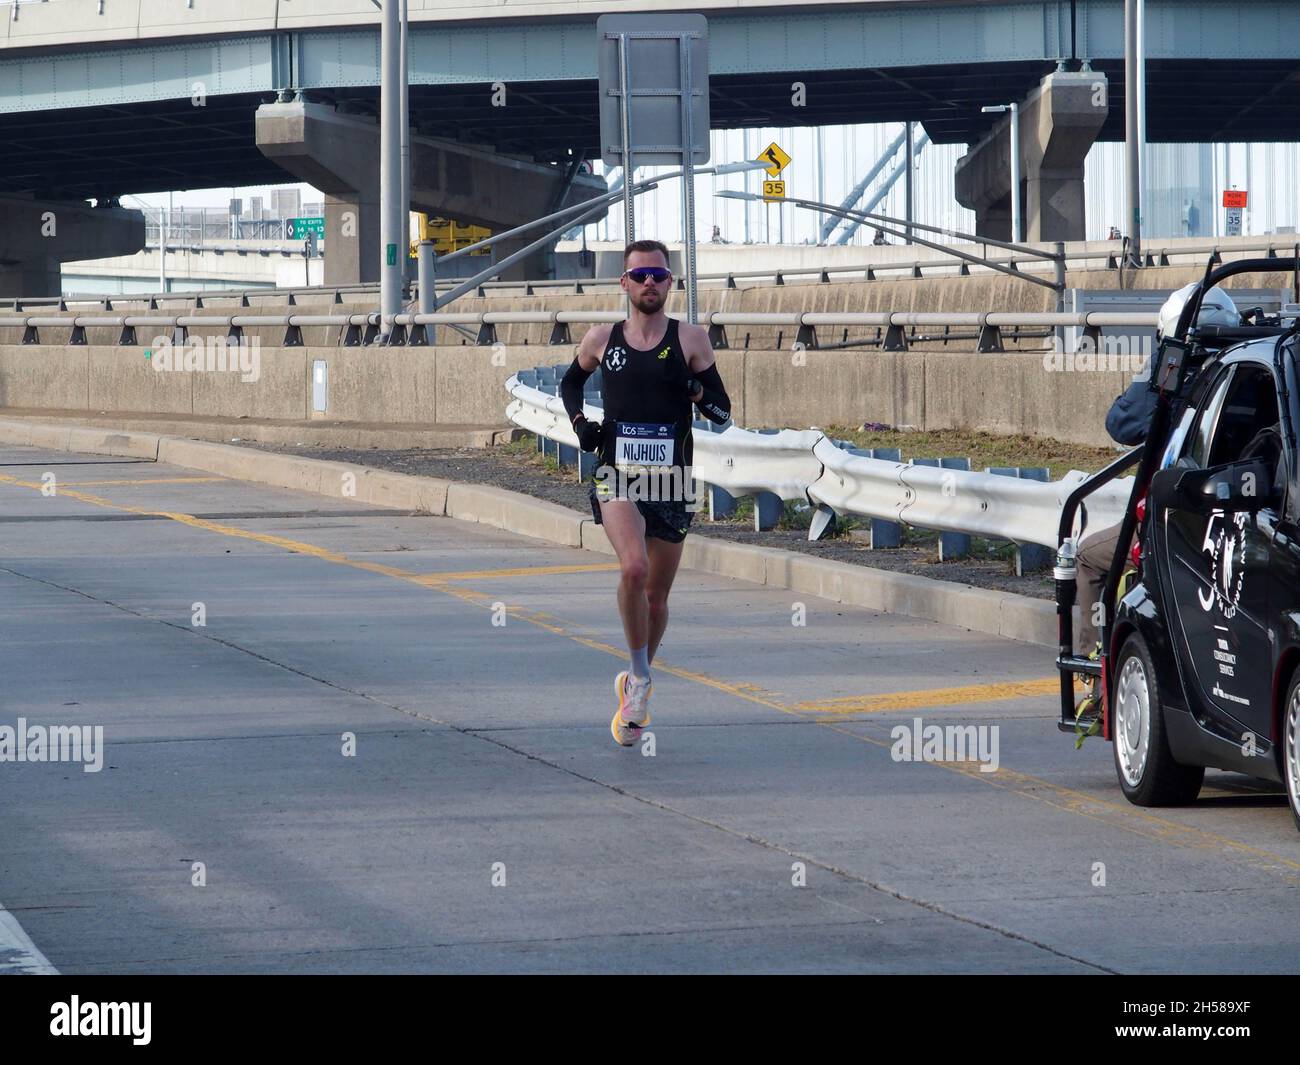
[
  {"xmin": 1223, "ymin": 189, "xmax": 1248, "ymax": 237},
  {"xmin": 598, "ymin": 15, "xmax": 710, "ymax": 322},
  {"xmin": 759, "ymin": 142, "xmax": 790, "ymax": 244},
  {"xmin": 303, "ymin": 229, "xmax": 318, "ymax": 286}
]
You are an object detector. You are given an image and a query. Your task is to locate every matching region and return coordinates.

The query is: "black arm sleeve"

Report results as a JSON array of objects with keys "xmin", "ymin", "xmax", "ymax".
[
  {"xmin": 693, "ymin": 363, "xmax": 731, "ymax": 425},
  {"xmin": 560, "ymin": 357, "xmax": 593, "ymax": 425}
]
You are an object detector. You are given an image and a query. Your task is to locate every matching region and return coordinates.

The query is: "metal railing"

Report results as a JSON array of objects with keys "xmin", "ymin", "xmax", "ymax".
[
  {"xmin": 143, "ymin": 242, "xmax": 314, "ymax": 258},
  {"xmin": 505, "ymin": 374, "xmax": 1134, "ymax": 553},
  {"xmin": 38, "ymin": 236, "xmax": 1300, "ymax": 315},
  {"xmin": 0, "ymin": 309, "xmax": 1159, "ymax": 351}
]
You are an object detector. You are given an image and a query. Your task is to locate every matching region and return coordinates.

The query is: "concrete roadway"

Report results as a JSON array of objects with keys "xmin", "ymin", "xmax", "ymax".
[{"xmin": 2, "ymin": 443, "xmax": 1299, "ymax": 975}]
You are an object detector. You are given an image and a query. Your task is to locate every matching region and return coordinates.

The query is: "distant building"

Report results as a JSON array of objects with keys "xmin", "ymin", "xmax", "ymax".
[{"xmin": 271, "ymin": 188, "xmax": 302, "ymax": 220}]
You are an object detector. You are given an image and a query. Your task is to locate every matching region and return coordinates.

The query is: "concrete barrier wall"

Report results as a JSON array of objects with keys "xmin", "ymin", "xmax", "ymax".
[
  {"xmin": 14, "ymin": 262, "xmax": 1285, "ymax": 353},
  {"xmin": 0, "ymin": 341, "xmax": 1130, "ymax": 444},
  {"xmin": 12, "ymin": 262, "xmax": 1279, "ymax": 353}
]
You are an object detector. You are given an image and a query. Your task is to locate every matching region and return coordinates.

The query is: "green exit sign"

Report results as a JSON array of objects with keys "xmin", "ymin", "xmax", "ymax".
[{"xmin": 286, "ymin": 216, "xmax": 326, "ymax": 240}]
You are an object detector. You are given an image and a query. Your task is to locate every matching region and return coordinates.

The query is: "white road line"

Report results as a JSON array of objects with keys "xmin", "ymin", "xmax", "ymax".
[{"xmin": 0, "ymin": 903, "xmax": 59, "ymax": 975}]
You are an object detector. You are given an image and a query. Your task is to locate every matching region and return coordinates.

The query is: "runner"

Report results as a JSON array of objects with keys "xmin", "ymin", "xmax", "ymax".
[{"xmin": 559, "ymin": 239, "xmax": 731, "ymax": 747}]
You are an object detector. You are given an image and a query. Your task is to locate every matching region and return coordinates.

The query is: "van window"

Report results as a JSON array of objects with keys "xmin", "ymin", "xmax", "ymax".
[
  {"xmin": 1183, "ymin": 368, "xmax": 1234, "ymax": 468},
  {"xmin": 1206, "ymin": 365, "xmax": 1279, "ymax": 468}
]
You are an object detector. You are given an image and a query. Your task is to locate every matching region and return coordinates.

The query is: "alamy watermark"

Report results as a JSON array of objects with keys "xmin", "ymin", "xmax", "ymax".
[
  {"xmin": 891, "ymin": 717, "xmax": 1000, "ymax": 773},
  {"xmin": 1041, "ymin": 333, "xmax": 1153, "ymax": 376},
  {"xmin": 148, "ymin": 335, "xmax": 261, "ymax": 383},
  {"xmin": 50, "ymin": 997, "xmax": 150, "ymax": 1045},
  {"xmin": 592, "ymin": 464, "xmax": 705, "ymax": 512},
  {"xmin": 0, "ymin": 718, "xmax": 104, "ymax": 773}
]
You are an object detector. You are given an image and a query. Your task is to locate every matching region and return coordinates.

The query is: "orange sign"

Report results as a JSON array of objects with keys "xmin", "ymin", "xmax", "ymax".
[{"xmin": 1223, "ymin": 190, "xmax": 1248, "ymax": 209}]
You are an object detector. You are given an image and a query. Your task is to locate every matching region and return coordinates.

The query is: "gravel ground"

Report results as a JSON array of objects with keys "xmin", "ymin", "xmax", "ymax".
[{"xmin": 255, "ymin": 440, "xmax": 1057, "ymax": 600}]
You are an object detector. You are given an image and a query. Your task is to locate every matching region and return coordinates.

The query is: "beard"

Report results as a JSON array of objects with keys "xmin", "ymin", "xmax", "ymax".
[{"xmin": 631, "ymin": 288, "xmax": 664, "ymax": 314}]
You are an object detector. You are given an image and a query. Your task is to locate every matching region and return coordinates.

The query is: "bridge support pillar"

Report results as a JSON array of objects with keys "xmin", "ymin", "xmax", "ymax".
[
  {"xmin": 256, "ymin": 101, "xmax": 606, "ymax": 290},
  {"xmin": 0, "ymin": 196, "xmax": 145, "ymax": 298},
  {"xmin": 955, "ymin": 71, "xmax": 1108, "ymax": 244}
]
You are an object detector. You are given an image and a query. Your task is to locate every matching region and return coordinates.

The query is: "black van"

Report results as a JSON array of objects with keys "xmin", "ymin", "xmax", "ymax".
[{"xmin": 1057, "ymin": 259, "xmax": 1300, "ymax": 829}]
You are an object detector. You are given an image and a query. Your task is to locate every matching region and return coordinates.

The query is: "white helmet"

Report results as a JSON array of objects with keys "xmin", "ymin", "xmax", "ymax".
[{"xmin": 1157, "ymin": 282, "xmax": 1240, "ymax": 339}]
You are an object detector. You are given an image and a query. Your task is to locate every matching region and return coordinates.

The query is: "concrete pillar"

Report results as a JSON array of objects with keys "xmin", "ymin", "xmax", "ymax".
[
  {"xmin": 324, "ymin": 193, "xmax": 381, "ymax": 286},
  {"xmin": 0, "ymin": 196, "xmax": 145, "ymax": 298},
  {"xmin": 256, "ymin": 104, "xmax": 382, "ymax": 287},
  {"xmin": 956, "ymin": 71, "xmax": 1108, "ymax": 243},
  {"xmin": 256, "ymin": 101, "xmax": 606, "ymax": 288},
  {"xmin": 973, "ymin": 206, "xmax": 1014, "ymax": 243}
]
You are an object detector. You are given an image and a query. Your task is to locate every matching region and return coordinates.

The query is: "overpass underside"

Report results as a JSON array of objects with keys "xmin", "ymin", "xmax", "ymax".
[
  {"xmin": 3, "ymin": 59, "xmax": 1299, "ymax": 205},
  {"xmin": 1, "ymin": 2, "xmax": 1299, "ymax": 293}
]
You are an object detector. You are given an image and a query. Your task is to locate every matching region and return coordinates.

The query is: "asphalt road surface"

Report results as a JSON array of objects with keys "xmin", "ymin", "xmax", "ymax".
[{"xmin": 3, "ymin": 443, "xmax": 1299, "ymax": 974}]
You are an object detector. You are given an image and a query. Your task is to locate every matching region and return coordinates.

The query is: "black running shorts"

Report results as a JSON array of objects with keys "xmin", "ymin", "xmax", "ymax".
[{"xmin": 588, "ymin": 481, "xmax": 694, "ymax": 544}]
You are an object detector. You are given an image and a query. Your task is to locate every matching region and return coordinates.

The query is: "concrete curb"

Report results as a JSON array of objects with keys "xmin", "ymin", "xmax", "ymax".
[
  {"xmin": 0, "ymin": 410, "xmax": 515, "ymax": 450},
  {"xmin": 0, "ymin": 417, "xmax": 1058, "ymax": 647}
]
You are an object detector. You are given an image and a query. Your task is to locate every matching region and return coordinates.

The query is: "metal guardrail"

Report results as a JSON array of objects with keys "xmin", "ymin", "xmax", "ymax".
[
  {"xmin": 8, "ymin": 285, "xmax": 386, "ymax": 312},
  {"xmin": 30, "ymin": 237, "xmax": 1300, "ymax": 312},
  {"xmin": 143, "ymin": 242, "xmax": 312, "ymax": 258},
  {"xmin": 0, "ymin": 309, "xmax": 1159, "ymax": 350},
  {"xmin": 504, "ymin": 374, "xmax": 1134, "ymax": 552}
]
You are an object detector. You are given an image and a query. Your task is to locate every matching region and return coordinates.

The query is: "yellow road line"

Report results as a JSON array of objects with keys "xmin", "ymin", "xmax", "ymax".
[
  {"xmin": 51, "ymin": 477, "xmax": 228, "ymax": 488},
  {"xmin": 413, "ymin": 562, "xmax": 621, "ymax": 583},
  {"xmin": 798, "ymin": 677, "xmax": 1062, "ymax": 716},
  {"xmin": 5, "ymin": 469, "xmax": 1299, "ymax": 884}
]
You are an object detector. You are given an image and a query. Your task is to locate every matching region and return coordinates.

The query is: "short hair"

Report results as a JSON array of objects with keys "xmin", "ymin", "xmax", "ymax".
[{"xmin": 623, "ymin": 239, "xmax": 670, "ymax": 267}]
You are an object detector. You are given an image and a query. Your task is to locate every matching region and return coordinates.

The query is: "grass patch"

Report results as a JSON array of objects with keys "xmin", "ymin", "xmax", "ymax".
[
  {"xmin": 501, "ymin": 432, "xmax": 541, "ymax": 459},
  {"xmin": 824, "ymin": 426, "xmax": 1119, "ymax": 475}
]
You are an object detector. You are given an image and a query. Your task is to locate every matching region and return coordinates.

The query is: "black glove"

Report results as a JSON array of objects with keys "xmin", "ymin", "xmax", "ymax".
[
  {"xmin": 573, "ymin": 416, "xmax": 603, "ymax": 453},
  {"xmin": 683, "ymin": 377, "xmax": 704, "ymax": 404}
]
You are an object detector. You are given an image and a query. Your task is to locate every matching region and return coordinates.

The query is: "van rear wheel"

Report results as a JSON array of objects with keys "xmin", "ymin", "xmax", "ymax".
[
  {"xmin": 1112, "ymin": 632, "xmax": 1204, "ymax": 806},
  {"xmin": 1282, "ymin": 673, "xmax": 1300, "ymax": 832}
]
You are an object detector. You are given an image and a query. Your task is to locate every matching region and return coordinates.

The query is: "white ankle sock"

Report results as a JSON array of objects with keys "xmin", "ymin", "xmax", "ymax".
[{"xmin": 630, "ymin": 645, "xmax": 650, "ymax": 680}]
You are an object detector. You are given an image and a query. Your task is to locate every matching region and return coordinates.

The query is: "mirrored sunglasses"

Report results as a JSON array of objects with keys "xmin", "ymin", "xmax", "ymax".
[{"xmin": 624, "ymin": 267, "xmax": 672, "ymax": 285}]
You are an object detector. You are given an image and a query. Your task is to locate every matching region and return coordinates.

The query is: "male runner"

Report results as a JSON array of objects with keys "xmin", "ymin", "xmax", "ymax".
[{"xmin": 560, "ymin": 240, "xmax": 731, "ymax": 747}]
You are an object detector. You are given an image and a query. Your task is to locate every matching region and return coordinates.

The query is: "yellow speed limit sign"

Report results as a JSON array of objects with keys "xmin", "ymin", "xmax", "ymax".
[{"xmin": 762, "ymin": 179, "xmax": 786, "ymax": 202}]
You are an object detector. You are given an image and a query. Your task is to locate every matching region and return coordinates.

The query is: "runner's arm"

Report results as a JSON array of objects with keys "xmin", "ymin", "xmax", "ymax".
[
  {"xmin": 561, "ymin": 326, "xmax": 608, "ymax": 427},
  {"xmin": 683, "ymin": 326, "xmax": 731, "ymax": 425}
]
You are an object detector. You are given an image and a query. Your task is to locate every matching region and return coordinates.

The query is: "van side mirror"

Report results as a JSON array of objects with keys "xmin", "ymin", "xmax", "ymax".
[{"xmin": 1176, "ymin": 457, "xmax": 1278, "ymax": 512}]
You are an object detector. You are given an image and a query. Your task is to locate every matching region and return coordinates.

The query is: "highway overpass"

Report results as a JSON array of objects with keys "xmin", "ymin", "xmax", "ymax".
[{"xmin": 2, "ymin": 0, "xmax": 1299, "ymax": 292}]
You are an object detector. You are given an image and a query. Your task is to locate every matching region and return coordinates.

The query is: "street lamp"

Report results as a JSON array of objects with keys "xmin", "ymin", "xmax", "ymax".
[
  {"xmin": 715, "ymin": 189, "xmax": 1066, "ymax": 292},
  {"xmin": 376, "ymin": 0, "xmax": 407, "ymax": 338},
  {"xmin": 424, "ymin": 159, "xmax": 769, "ymax": 315},
  {"xmin": 981, "ymin": 103, "xmax": 1021, "ymax": 244}
]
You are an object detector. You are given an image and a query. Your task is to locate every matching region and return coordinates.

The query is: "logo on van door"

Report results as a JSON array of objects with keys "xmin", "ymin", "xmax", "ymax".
[{"xmin": 1198, "ymin": 510, "xmax": 1248, "ymax": 618}]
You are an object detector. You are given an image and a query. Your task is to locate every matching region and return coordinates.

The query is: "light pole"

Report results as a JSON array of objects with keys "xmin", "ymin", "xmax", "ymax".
[
  {"xmin": 715, "ymin": 189, "xmax": 1066, "ymax": 293},
  {"xmin": 400, "ymin": 0, "xmax": 411, "ymax": 284},
  {"xmin": 378, "ymin": 0, "xmax": 406, "ymax": 339},
  {"xmin": 904, "ymin": 120, "xmax": 915, "ymax": 244},
  {"xmin": 162, "ymin": 191, "xmax": 172, "ymax": 293},
  {"xmin": 1124, "ymin": 0, "xmax": 1145, "ymax": 266},
  {"xmin": 981, "ymin": 103, "xmax": 1021, "ymax": 244},
  {"xmin": 425, "ymin": 160, "xmax": 768, "ymax": 313}
]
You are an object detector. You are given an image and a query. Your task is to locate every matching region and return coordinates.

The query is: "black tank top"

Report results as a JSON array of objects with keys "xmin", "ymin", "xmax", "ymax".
[{"xmin": 597, "ymin": 318, "xmax": 693, "ymax": 475}]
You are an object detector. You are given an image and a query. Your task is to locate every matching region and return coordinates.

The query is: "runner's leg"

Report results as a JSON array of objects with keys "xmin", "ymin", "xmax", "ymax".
[
  {"xmin": 598, "ymin": 499, "xmax": 651, "ymax": 655},
  {"xmin": 645, "ymin": 535, "xmax": 686, "ymax": 664}
]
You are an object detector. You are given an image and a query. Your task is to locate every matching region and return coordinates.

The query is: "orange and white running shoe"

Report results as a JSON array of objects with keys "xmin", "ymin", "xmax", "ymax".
[{"xmin": 610, "ymin": 670, "xmax": 652, "ymax": 747}]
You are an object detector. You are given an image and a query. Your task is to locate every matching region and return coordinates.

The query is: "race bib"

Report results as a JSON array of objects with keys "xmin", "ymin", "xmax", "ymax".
[{"xmin": 614, "ymin": 422, "xmax": 675, "ymax": 468}]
